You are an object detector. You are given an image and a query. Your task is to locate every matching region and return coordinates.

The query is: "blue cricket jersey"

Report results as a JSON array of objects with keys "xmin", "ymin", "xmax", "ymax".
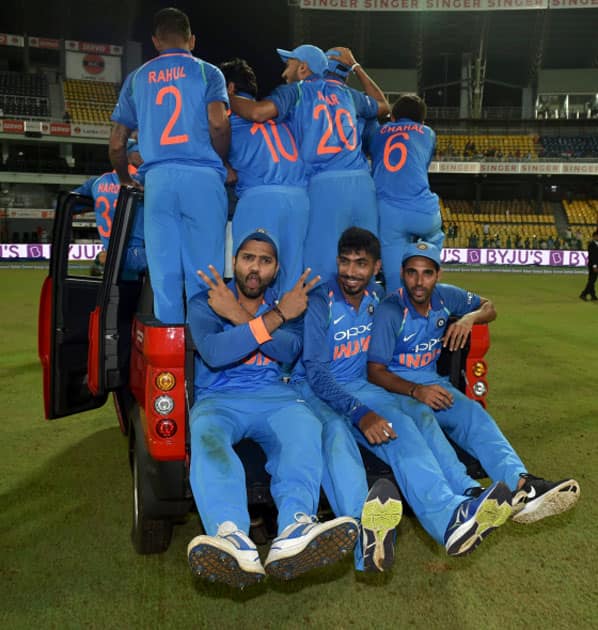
[
  {"xmin": 111, "ymin": 48, "xmax": 228, "ymax": 178},
  {"xmin": 293, "ymin": 277, "xmax": 384, "ymax": 424},
  {"xmin": 228, "ymin": 94, "xmax": 307, "ymax": 196},
  {"xmin": 74, "ymin": 166, "xmax": 145, "ymax": 270},
  {"xmin": 187, "ymin": 281, "xmax": 304, "ymax": 396},
  {"xmin": 367, "ymin": 118, "xmax": 439, "ymax": 213},
  {"xmin": 368, "ymin": 284, "xmax": 481, "ymax": 384},
  {"xmin": 268, "ymin": 77, "xmax": 378, "ymax": 177}
]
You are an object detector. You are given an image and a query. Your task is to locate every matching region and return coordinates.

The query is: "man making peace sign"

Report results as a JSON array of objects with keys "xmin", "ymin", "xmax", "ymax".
[{"xmin": 186, "ymin": 229, "xmax": 358, "ymax": 588}]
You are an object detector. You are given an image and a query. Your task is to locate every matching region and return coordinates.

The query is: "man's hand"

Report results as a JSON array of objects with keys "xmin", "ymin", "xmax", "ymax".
[
  {"xmin": 197, "ymin": 265, "xmax": 248, "ymax": 324},
  {"xmin": 327, "ymin": 46, "xmax": 357, "ymax": 69},
  {"xmin": 413, "ymin": 384, "xmax": 454, "ymax": 410},
  {"xmin": 225, "ymin": 164, "xmax": 238, "ymax": 186},
  {"xmin": 277, "ymin": 268, "xmax": 320, "ymax": 320},
  {"xmin": 442, "ymin": 314, "xmax": 475, "ymax": 351},
  {"xmin": 358, "ymin": 411, "xmax": 397, "ymax": 445}
]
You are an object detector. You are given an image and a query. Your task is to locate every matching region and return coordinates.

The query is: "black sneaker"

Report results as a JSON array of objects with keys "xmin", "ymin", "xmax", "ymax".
[
  {"xmin": 444, "ymin": 481, "xmax": 512, "ymax": 557},
  {"xmin": 511, "ymin": 473, "xmax": 580, "ymax": 524},
  {"xmin": 361, "ymin": 479, "xmax": 403, "ymax": 572}
]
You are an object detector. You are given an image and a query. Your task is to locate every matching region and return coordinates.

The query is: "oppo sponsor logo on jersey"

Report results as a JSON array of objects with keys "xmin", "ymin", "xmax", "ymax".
[
  {"xmin": 399, "ymin": 336, "xmax": 442, "ymax": 369},
  {"xmin": 333, "ymin": 322, "xmax": 372, "ymax": 361}
]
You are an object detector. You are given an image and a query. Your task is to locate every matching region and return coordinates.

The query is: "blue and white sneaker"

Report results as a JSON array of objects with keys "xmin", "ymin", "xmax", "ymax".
[
  {"xmin": 444, "ymin": 481, "xmax": 512, "ymax": 557},
  {"xmin": 361, "ymin": 478, "xmax": 403, "ymax": 573},
  {"xmin": 264, "ymin": 513, "xmax": 358, "ymax": 580},
  {"xmin": 187, "ymin": 521, "xmax": 265, "ymax": 589}
]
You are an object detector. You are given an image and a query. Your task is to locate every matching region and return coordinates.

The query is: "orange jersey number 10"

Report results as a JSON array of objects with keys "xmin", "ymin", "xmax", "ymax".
[
  {"xmin": 251, "ymin": 120, "xmax": 298, "ymax": 163},
  {"xmin": 383, "ymin": 132, "xmax": 409, "ymax": 172},
  {"xmin": 313, "ymin": 105, "xmax": 357, "ymax": 155},
  {"xmin": 156, "ymin": 86, "xmax": 189, "ymax": 146}
]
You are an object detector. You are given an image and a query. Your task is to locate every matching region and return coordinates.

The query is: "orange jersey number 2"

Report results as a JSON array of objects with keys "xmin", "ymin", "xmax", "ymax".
[{"xmin": 156, "ymin": 86, "xmax": 189, "ymax": 146}]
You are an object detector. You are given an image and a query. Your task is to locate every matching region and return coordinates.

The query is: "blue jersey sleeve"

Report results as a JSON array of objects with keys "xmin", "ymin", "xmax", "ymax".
[
  {"xmin": 303, "ymin": 287, "xmax": 372, "ymax": 425},
  {"xmin": 362, "ymin": 119, "xmax": 380, "ymax": 157},
  {"xmin": 187, "ymin": 294, "xmax": 267, "ymax": 368},
  {"xmin": 260, "ymin": 316, "xmax": 304, "ymax": 364},
  {"xmin": 268, "ymin": 83, "xmax": 300, "ymax": 122},
  {"xmin": 436, "ymin": 284, "xmax": 482, "ymax": 317},
  {"xmin": 204, "ymin": 63, "xmax": 229, "ymax": 106},
  {"xmin": 111, "ymin": 71, "xmax": 137, "ymax": 130},
  {"xmin": 73, "ymin": 177, "xmax": 97, "ymax": 197},
  {"xmin": 368, "ymin": 298, "xmax": 404, "ymax": 366},
  {"xmin": 349, "ymin": 87, "xmax": 379, "ymax": 120}
]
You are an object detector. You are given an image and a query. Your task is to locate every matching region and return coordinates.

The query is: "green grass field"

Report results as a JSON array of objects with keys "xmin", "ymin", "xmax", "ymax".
[{"xmin": 1, "ymin": 269, "xmax": 596, "ymax": 630}]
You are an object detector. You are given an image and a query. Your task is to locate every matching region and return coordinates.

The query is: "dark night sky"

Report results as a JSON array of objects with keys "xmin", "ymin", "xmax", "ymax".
[{"xmin": 0, "ymin": 0, "xmax": 292, "ymax": 95}]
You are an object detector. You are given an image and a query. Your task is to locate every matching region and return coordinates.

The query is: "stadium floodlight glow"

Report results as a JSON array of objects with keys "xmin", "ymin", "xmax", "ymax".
[
  {"xmin": 472, "ymin": 361, "xmax": 487, "ymax": 377},
  {"xmin": 472, "ymin": 381, "xmax": 487, "ymax": 397},
  {"xmin": 155, "ymin": 418, "xmax": 177, "ymax": 439},
  {"xmin": 155, "ymin": 371, "xmax": 176, "ymax": 391},
  {"xmin": 154, "ymin": 395, "xmax": 174, "ymax": 416}
]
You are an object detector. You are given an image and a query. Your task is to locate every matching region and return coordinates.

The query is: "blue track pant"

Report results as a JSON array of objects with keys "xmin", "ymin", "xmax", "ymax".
[
  {"xmin": 144, "ymin": 165, "xmax": 227, "ymax": 324},
  {"xmin": 232, "ymin": 185, "xmax": 309, "ymax": 294},
  {"xmin": 296, "ymin": 379, "xmax": 471, "ymax": 553},
  {"xmin": 189, "ymin": 384, "xmax": 323, "ymax": 536},
  {"xmin": 397, "ymin": 379, "xmax": 526, "ymax": 492},
  {"xmin": 305, "ymin": 169, "xmax": 378, "ymax": 281},
  {"xmin": 378, "ymin": 198, "xmax": 444, "ymax": 292}
]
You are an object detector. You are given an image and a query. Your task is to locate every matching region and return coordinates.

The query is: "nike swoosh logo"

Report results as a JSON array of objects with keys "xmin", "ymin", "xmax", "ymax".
[
  {"xmin": 333, "ymin": 315, "xmax": 345, "ymax": 325},
  {"xmin": 403, "ymin": 333, "xmax": 416, "ymax": 342}
]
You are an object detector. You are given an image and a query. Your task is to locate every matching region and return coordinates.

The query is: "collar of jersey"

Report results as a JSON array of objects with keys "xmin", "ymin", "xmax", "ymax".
[
  {"xmin": 236, "ymin": 91, "xmax": 255, "ymax": 100},
  {"xmin": 160, "ymin": 47, "xmax": 191, "ymax": 56},
  {"xmin": 330, "ymin": 275, "xmax": 379, "ymax": 313}
]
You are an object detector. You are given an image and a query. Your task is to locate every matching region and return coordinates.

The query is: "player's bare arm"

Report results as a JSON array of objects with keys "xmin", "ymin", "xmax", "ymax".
[
  {"xmin": 442, "ymin": 298, "xmax": 497, "ymax": 351},
  {"xmin": 359, "ymin": 411, "xmax": 397, "ymax": 445},
  {"xmin": 229, "ymin": 94, "xmax": 279, "ymax": 123},
  {"xmin": 208, "ymin": 101, "xmax": 231, "ymax": 161},
  {"xmin": 109, "ymin": 122, "xmax": 137, "ymax": 187},
  {"xmin": 328, "ymin": 45, "xmax": 390, "ymax": 119},
  {"xmin": 368, "ymin": 361, "xmax": 453, "ymax": 411}
]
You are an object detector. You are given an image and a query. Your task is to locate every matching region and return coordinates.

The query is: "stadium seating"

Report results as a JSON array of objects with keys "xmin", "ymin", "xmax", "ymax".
[
  {"xmin": 63, "ymin": 79, "xmax": 118, "ymax": 125},
  {"xmin": 0, "ymin": 71, "xmax": 50, "ymax": 118},
  {"xmin": 539, "ymin": 136, "xmax": 598, "ymax": 159},
  {"xmin": 435, "ymin": 135, "xmax": 539, "ymax": 160},
  {"xmin": 562, "ymin": 200, "xmax": 598, "ymax": 242}
]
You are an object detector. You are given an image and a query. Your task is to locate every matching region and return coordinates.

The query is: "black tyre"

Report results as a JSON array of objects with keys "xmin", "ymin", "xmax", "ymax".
[{"xmin": 131, "ymin": 435, "xmax": 174, "ymax": 554}]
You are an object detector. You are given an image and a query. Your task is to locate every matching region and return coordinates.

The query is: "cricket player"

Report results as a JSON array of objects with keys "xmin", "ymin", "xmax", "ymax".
[
  {"xmin": 366, "ymin": 95, "xmax": 443, "ymax": 291},
  {"xmin": 220, "ymin": 57, "xmax": 309, "ymax": 294},
  {"xmin": 230, "ymin": 45, "xmax": 388, "ymax": 281},
  {"xmin": 293, "ymin": 227, "xmax": 514, "ymax": 563},
  {"xmin": 109, "ymin": 7, "xmax": 230, "ymax": 324},
  {"xmin": 186, "ymin": 230, "xmax": 358, "ymax": 589},
  {"xmin": 74, "ymin": 139, "xmax": 146, "ymax": 276},
  {"xmin": 368, "ymin": 241, "xmax": 581, "ymax": 523}
]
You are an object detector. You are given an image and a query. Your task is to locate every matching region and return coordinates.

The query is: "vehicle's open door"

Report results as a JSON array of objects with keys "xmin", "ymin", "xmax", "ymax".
[
  {"xmin": 38, "ymin": 192, "xmax": 107, "ymax": 419},
  {"xmin": 87, "ymin": 187, "xmax": 144, "ymax": 397}
]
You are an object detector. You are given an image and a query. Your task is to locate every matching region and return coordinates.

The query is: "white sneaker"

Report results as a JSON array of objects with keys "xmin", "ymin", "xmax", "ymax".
[
  {"xmin": 264, "ymin": 513, "xmax": 358, "ymax": 580},
  {"xmin": 187, "ymin": 521, "xmax": 265, "ymax": 589}
]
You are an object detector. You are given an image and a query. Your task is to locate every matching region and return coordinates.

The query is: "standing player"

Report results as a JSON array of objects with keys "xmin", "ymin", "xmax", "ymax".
[
  {"xmin": 186, "ymin": 230, "xmax": 358, "ymax": 588},
  {"xmin": 74, "ymin": 139, "xmax": 146, "ymax": 277},
  {"xmin": 220, "ymin": 58, "xmax": 309, "ymax": 294},
  {"xmin": 109, "ymin": 7, "xmax": 230, "ymax": 323},
  {"xmin": 230, "ymin": 45, "xmax": 389, "ymax": 281},
  {"xmin": 368, "ymin": 241, "xmax": 581, "ymax": 524},
  {"xmin": 293, "ymin": 227, "xmax": 514, "ymax": 563},
  {"xmin": 366, "ymin": 95, "xmax": 442, "ymax": 291}
]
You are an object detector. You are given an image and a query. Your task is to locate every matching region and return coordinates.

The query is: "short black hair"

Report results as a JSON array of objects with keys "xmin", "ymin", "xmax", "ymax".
[
  {"xmin": 153, "ymin": 7, "xmax": 191, "ymax": 41},
  {"xmin": 392, "ymin": 94, "xmax": 426, "ymax": 123},
  {"xmin": 220, "ymin": 58, "xmax": 258, "ymax": 98},
  {"xmin": 338, "ymin": 227, "xmax": 381, "ymax": 260}
]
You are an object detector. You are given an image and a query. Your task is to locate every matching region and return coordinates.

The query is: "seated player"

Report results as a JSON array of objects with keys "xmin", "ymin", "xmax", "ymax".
[
  {"xmin": 368, "ymin": 241, "xmax": 580, "ymax": 524},
  {"xmin": 185, "ymin": 230, "xmax": 358, "ymax": 588},
  {"xmin": 74, "ymin": 139, "xmax": 146, "ymax": 277},
  {"xmin": 292, "ymin": 227, "xmax": 514, "ymax": 565}
]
